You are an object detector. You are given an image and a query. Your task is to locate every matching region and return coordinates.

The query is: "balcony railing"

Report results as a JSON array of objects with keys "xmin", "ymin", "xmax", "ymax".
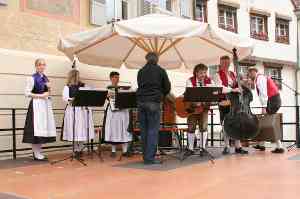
[{"xmin": 0, "ymin": 105, "xmax": 299, "ymax": 160}]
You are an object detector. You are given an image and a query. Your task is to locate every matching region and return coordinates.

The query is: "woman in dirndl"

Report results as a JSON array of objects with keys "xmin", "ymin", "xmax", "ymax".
[
  {"xmin": 102, "ymin": 71, "xmax": 132, "ymax": 158},
  {"xmin": 23, "ymin": 58, "xmax": 57, "ymax": 161},
  {"xmin": 61, "ymin": 69, "xmax": 94, "ymax": 158}
]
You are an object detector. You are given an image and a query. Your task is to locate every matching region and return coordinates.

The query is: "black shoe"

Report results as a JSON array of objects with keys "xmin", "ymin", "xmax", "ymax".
[
  {"xmin": 235, "ymin": 147, "xmax": 248, "ymax": 154},
  {"xmin": 144, "ymin": 159, "xmax": 162, "ymax": 165},
  {"xmin": 33, "ymin": 153, "xmax": 48, "ymax": 161},
  {"xmin": 184, "ymin": 149, "xmax": 194, "ymax": 157},
  {"xmin": 271, "ymin": 148, "xmax": 285, "ymax": 154},
  {"xmin": 74, "ymin": 151, "xmax": 81, "ymax": 159},
  {"xmin": 110, "ymin": 152, "xmax": 117, "ymax": 158},
  {"xmin": 222, "ymin": 147, "xmax": 230, "ymax": 155},
  {"xmin": 253, "ymin": 145, "xmax": 266, "ymax": 151}
]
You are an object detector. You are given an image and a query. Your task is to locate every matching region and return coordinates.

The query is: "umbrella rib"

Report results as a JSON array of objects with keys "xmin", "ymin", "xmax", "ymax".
[
  {"xmin": 154, "ymin": 38, "xmax": 158, "ymax": 53},
  {"xmin": 172, "ymin": 41, "xmax": 187, "ymax": 67},
  {"xmin": 159, "ymin": 38, "xmax": 183, "ymax": 56},
  {"xmin": 122, "ymin": 43, "xmax": 137, "ymax": 63},
  {"xmin": 198, "ymin": 37, "xmax": 233, "ymax": 54},
  {"xmin": 148, "ymin": 39, "xmax": 155, "ymax": 52},
  {"xmin": 139, "ymin": 38, "xmax": 153, "ymax": 52},
  {"xmin": 158, "ymin": 39, "xmax": 167, "ymax": 55},
  {"xmin": 128, "ymin": 38, "xmax": 151, "ymax": 52},
  {"xmin": 134, "ymin": 38, "xmax": 152, "ymax": 52},
  {"xmin": 74, "ymin": 32, "xmax": 118, "ymax": 55}
]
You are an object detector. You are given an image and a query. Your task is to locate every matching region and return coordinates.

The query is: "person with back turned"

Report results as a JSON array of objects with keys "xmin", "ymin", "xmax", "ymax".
[{"xmin": 137, "ymin": 52, "xmax": 171, "ymax": 165}]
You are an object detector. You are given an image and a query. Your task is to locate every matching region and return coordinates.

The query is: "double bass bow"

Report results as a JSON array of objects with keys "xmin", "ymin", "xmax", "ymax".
[{"xmin": 223, "ymin": 49, "xmax": 259, "ymax": 140}]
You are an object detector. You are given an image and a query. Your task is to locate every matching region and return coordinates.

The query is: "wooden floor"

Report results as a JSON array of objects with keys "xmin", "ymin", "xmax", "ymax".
[{"xmin": 0, "ymin": 149, "xmax": 300, "ymax": 199}]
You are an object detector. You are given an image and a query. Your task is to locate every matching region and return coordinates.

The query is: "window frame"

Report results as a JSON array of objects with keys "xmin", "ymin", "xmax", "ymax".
[
  {"xmin": 194, "ymin": 0, "xmax": 208, "ymax": 23},
  {"xmin": 275, "ymin": 18, "xmax": 290, "ymax": 44},
  {"xmin": 250, "ymin": 13, "xmax": 269, "ymax": 41},
  {"xmin": 122, "ymin": 0, "xmax": 128, "ymax": 20},
  {"xmin": 218, "ymin": 4, "xmax": 238, "ymax": 33}
]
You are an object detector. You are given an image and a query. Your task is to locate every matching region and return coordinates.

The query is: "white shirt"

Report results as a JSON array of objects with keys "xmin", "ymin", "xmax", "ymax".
[
  {"xmin": 255, "ymin": 75, "xmax": 268, "ymax": 108},
  {"xmin": 213, "ymin": 72, "xmax": 235, "ymax": 94}
]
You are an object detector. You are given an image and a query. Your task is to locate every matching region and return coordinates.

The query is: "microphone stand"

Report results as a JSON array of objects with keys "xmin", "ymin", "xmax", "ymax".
[{"xmin": 272, "ymin": 77, "xmax": 300, "ymax": 151}]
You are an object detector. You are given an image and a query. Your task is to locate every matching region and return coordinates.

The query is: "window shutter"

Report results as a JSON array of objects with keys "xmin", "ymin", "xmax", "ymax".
[
  {"xmin": 90, "ymin": 0, "xmax": 107, "ymax": 26},
  {"xmin": 142, "ymin": 0, "xmax": 152, "ymax": 15}
]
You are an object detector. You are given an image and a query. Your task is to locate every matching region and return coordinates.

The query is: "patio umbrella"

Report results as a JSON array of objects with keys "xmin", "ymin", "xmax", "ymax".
[{"xmin": 58, "ymin": 14, "xmax": 254, "ymax": 69}]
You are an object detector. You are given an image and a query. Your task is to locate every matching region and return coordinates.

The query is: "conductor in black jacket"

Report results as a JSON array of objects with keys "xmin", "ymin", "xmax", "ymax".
[{"xmin": 137, "ymin": 52, "xmax": 171, "ymax": 165}]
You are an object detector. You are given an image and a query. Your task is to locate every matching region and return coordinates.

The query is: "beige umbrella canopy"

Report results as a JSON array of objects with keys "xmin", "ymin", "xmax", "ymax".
[{"xmin": 58, "ymin": 14, "xmax": 254, "ymax": 69}]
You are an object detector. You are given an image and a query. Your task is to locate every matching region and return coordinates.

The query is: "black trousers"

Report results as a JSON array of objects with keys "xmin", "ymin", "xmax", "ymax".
[{"xmin": 267, "ymin": 94, "xmax": 281, "ymax": 114}]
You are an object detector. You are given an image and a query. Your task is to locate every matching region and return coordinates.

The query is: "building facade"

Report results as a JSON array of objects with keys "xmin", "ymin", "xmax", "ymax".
[{"xmin": 0, "ymin": 0, "xmax": 298, "ymax": 154}]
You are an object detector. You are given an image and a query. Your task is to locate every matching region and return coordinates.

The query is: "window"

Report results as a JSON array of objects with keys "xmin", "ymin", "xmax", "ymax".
[
  {"xmin": 218, "ymin": 5, "xmax": 237, "ymax": 33},
  {"xmin": 122, "ymin": 0, "xmax": 128, "ymax": 20},
  {"xmin": 166, "ymin": 0, "xmax": 172, "ymax": 11},
  {"xmin": 142, "ymin": 0, "xmax": 151, "ymax": 15},
  {"xmin": 90, "ymin": 0, "xmax": 106, "ymax": 26},
  {"xmin": 250, "ymin": 14, "xmax": 268, "ymax": 41},
  {"xmin": 264, "ymin": 66, "xmax": 282, "ymax": 90},
  {"xmin": 194, "ymin": 0, "xmax": 207, "ymax": 22},
  {"xmin": 181, "ymin": 0, "xmax": 192, "ymax": 18},
  {"xmin": 276, "ymin": 18, "xmax": 289, "ymax": 44}
]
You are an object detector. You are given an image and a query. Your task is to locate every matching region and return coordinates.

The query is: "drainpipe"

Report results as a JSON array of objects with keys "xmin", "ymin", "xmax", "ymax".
[{"xmin": 294, "ymin": 8, "xmax": 300, "ymax": 148}]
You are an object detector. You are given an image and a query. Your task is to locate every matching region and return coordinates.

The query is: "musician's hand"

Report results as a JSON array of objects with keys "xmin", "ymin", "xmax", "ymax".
[
  {"xmin": 212, "ymin": 91, "xmax": 219, "ymax": 95},
  {"xmin": 107, "ymin": 92, "xmax": 112, "ymax": 98},
  {"xmin": 262, "ymin": 108, "xmax": 267, "ymax": 114},
  {"xmin": 231, "ymin": 88, "xmax": 241, "ymax": 93}
]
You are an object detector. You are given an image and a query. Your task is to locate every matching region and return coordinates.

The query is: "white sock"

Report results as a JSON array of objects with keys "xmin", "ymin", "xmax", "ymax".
[
  {"xmin": 259, "ymin": 141, "xmax": 265, "ymax": 147},
  {"xmin": 276, "ymin": 140, "xmax": 283, "ymax": 149},
  {"xmin": 32, "ymin": 144, "xmax": 44, "ymax": 159},
  {"xmin": 235, "ymin": 140, "xmax": 242, "ymax": 148},
  {"xmin": 122, "ymin": 143, "xmax": 128, "ymax": 153},
  {"xmin": 111, "ymin": 145, "xmax": 117, "ymax": 153},
  {"xmin": 198, "ymin": 131, "xmax": 208, "ymax": 149},
  {"xmin": 187, "ymin": 133, "xmax": 195, "ymax": 151}
]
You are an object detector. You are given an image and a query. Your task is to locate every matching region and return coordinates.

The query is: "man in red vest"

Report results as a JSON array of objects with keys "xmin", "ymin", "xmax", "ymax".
[
  {"xmin": 248, "ymin": 67, "xmax": 284, "ymax": 153},
  {"xmin": 184, "ymin": 64, "xmax": 213, "ymax": 156},
  {"xmin": 214, "ymin": 55, "xmax": 248, "ymax": 155}
]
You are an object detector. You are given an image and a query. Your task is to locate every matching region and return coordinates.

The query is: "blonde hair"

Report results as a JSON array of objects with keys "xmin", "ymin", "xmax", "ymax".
[
  {"xmin": 35, "ymin": 58, "xmax": 46, "ymax": 67},
  {"xmin": 66, "ymin": 69, "xmax": 81, "ymax": 86}
]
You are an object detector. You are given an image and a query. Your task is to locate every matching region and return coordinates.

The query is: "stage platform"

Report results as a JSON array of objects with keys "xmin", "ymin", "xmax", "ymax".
[{"xmin": 0, "ymin": 148, "xmax": 300, "ymax": 199}]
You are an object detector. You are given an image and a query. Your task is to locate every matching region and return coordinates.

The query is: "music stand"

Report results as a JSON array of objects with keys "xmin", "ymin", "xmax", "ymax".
[
  {"xmin": 115, "ymin": 90, "xmax": 137, "ymax": 161},
  {"xmin": 115, "ymin": 90, "xmax": 137, "ymax": 109},
  {"xmin": 182, "ymin": 87, "xmax": 222, "ymax": 164},
  {"xmin": 51, "ymin": 89, "xmax": 108, "ymax": 166}
]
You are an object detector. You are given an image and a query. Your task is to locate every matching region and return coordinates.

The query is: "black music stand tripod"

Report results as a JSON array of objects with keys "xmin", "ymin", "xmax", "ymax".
[
  {"xmin": 115, "ymin": 90, "xmax": 137, "ymax": 161},
  {"xmin": 181, "ymin": 87, "xmax": 222, "ymax": 164},
  {"xmin": 51, "ymin": 90, "xmax": 108, "ymax": 166}
]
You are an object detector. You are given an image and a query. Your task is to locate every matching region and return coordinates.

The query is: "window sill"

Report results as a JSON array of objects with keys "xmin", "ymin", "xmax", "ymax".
[
  {"xmin": 219, "ymin": 25, "xmax": 237, "ymax": 33},
  {"xmin": 276, "ymin": 38, "xmax": 289, "ymax": 45},
  {"xmin": 251, "ymin": 35, "xmax": 269, "ymax": 41}
]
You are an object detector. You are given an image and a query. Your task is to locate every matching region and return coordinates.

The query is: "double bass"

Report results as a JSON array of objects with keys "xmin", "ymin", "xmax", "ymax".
[{"xmin": 223, "ymin": 49, "xmax": 259, "ymax": 140}]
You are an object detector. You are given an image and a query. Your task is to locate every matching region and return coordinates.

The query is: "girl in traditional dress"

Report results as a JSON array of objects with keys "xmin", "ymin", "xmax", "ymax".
[
  {"xmin": 61, "ymin": 69, "xmax": 95, "ymax": 158},
  {"xmin": 103, "ymin": 71, "xmax": 132, "ymax": 158},
  {"xmin": 23, "ymin": 58, "xmax": 57, "ymax": 161}
]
